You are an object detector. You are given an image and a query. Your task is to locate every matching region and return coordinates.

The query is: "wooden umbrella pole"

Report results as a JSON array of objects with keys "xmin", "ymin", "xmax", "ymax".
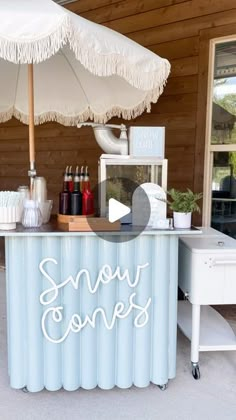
[{"xmin": 28, "ymin": 63, "xmax": 36, "ymax": 197}]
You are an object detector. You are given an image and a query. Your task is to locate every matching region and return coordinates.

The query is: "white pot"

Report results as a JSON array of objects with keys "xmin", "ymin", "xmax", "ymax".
[{"xmin": 173, "ymin": 211, "xmax": 192, "ymax": 229}]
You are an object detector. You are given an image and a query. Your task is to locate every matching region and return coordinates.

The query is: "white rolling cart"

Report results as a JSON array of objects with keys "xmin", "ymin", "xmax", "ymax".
[{"xmin": 178, "ymin": 228, "xmax": 236, "ymax": 379}]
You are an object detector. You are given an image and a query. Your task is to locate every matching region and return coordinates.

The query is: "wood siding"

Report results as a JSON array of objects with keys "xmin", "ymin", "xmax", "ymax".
[{"xmin": 1, "ymin": 0, "xmax": 236, "ymax": 216}]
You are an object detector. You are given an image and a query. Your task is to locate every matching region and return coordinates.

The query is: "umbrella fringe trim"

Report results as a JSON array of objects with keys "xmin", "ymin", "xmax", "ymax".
[
  {"xmin": 0, "ymin": 108, "xmax": 15, "ymax": 124},
  {"xmin": 0, "ymin": 89, "xmax": 163, "ymax": 125},
  {"xmin": 69, "ymin": 26, "xmax": 171, "ymax": 92},
  {"xmin": 0, "ymin": 12, "xmax": 171, "ymax": 90},
  {"xmin": 0, "ymin": 15, "xmax": 70, "ymax": 64}
]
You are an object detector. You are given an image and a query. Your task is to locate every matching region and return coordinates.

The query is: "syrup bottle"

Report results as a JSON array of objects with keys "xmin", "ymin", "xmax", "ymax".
[
  {"xmin": 59, "ymin": 166, "xmax": 71, "ymax": 214},
  {"xmin": 82, "ymin": 166, "xmax": 94, "ymax": 216},
  {"xmin": 80, "ymin": 166, "xmax": 85, "ymax": 192},
  {"xmin": 68, "ymin": 165, "xmax": 74, "ymax": 193},
  {"xmin": 71, "ymin": 166, "xmax": 83, "ymax": 215}
]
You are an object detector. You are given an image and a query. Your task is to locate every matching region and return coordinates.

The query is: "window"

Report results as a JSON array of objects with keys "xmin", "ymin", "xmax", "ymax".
[{"xmin": 204, "ymin": 37, "xmax": 236, "ymax": 238}]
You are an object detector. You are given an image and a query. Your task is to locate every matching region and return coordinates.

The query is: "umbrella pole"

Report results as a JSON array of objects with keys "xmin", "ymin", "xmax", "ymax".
[{"xmin": 28, "ymin": 63, "xmax": 36, "ymax": 197}]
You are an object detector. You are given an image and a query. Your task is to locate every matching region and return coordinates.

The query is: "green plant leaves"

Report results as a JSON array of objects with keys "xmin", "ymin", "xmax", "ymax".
[{"xmin": 167, "ymin": 188, "xmax": 203, "ymax": 213}]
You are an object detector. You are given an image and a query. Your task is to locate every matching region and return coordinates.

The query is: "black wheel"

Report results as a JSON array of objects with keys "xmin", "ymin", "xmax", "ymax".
[
  {"xmin": 158, "ymin": 383, "xmax": 168, "ymax": 391},
  {"xmin": 192, "ymin": 364, "xmax": 200, "ymax": 380},
  {"xmin": 22, "ymin": 386, "xmax": 29, "ymax": 393}
]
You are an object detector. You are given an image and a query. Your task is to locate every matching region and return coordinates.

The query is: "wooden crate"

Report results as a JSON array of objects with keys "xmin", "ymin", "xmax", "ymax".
[{"xmin": 57, "ymin": 214, "xmax": 120, "ymax": 232}]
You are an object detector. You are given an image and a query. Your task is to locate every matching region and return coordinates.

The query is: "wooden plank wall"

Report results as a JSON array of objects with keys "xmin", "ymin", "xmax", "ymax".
[
  {"xmin": 0, "ymin": 120, "xmax": 101, "ymax": 212},
  {"xmin": 1, "ymin": 0, "xmax": 236, "ymax": 215}
]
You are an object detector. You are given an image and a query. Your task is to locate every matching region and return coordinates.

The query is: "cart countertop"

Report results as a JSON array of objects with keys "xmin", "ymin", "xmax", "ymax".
[{"xmin": 0, "ymin": 222, "xmax": 202, "ymax": 237}]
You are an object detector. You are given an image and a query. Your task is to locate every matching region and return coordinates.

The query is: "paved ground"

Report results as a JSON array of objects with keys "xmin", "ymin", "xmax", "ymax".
[{"xmin": 0, "ymin": 271, "xmax": 236, "ymax": 420}]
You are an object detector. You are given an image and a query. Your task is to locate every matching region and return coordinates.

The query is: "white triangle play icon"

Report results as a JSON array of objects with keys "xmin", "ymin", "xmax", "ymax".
[{"xmin": 108, "ymin": 198, "xmax": 131, "ymax": 223}]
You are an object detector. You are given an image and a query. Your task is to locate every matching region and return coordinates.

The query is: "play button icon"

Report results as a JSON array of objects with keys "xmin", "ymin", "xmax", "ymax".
[
  {"xmin": 108, "ymin": 198, "xmax": 131, "ymax": 223},
  {"xmin": 87, "ymin": 177, "xmax": 151, "ymax": 243}
]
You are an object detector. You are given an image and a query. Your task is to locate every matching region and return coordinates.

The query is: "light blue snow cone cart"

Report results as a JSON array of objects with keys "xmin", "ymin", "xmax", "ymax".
[{"xmin": 3, "ymin": 226, "xmax": 200, "ymax": 392}]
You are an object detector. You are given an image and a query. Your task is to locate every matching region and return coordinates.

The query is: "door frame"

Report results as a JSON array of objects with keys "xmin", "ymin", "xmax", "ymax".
[{"xmin": 194, "ymin": 25, "xmax": 236, "ymax": 226}]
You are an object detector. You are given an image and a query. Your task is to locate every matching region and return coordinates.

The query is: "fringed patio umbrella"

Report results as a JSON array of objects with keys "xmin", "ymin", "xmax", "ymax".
[{"xmin": 0, "ymin": 0, "xmax": 170, "ymax": 189}]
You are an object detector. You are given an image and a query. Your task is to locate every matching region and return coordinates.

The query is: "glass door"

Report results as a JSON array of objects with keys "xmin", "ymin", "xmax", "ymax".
[{"xmin": 204, "ymin": 37, "xmax": 236, "ymax": 238}]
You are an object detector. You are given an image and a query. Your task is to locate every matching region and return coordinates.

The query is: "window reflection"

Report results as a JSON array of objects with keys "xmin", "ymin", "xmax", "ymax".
[
  {"xmin": 106, "ymin": 165, "xmax": 160, "ymax": 207},
  {"xmin": 211, "ymin": 152, "xmax": 236, "ymax": 238},
  {"xmin": 211, "ymin": 42, "xmax": 236, "ymax": 144}
]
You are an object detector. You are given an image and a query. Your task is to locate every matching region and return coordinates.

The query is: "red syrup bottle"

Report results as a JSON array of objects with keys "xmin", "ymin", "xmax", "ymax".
[{"xmin": 82, "ymin": 166, "xmax": 94, "ymax": 216}]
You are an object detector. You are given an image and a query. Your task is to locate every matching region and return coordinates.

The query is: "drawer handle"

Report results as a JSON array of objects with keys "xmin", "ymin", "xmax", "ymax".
[{"xmin": 212, "ymin": 260, "xmax": 236, "ymax": 266}]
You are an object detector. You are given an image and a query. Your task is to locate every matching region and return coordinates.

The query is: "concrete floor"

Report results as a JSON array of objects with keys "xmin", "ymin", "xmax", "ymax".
[{"xmin": 0, "ymin": 271, "xmax": 236, "ymax": 420}]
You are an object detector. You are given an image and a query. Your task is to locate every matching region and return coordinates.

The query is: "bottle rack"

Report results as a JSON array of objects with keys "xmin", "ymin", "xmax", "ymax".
[{"xmin": 57, "ymin": 214, "xmax": 120, "ymax": 232}]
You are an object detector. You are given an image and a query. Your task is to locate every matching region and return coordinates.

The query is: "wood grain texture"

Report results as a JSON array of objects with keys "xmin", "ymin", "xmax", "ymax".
[
  {"xmin": 150, "ymin": 37, "xmax": 199, "ymax": 60},
  {"xmin": 170, "ymin": 56, "xmax": 198, "ymax": 78},
  {"xmin": 163, "ymin": 75, "xmax": 198, "ymax": 96},
  {"xmin": 129, "ymin": 9, "xmax": 236, "ymax": 46},
  {"xmin": 151, "ymin": 93, "xmax": 197, "ymax": 114},
  {"xmin": 57, "ymin": 216, "xmax": 120, "ymax": 232},
  {"xmin": 65, "ymin": 0, "xmax": 121, "ymax": 14},
  {"xmin": 80, "ymin": 0, "xmax": 187, "ymax": 24},
  {"xmin": 104, "ymin": 0, "xmax": 236, "ymax": 34}
]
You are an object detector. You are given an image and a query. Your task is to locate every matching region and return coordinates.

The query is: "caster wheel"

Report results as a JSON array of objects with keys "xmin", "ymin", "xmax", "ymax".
[
  {"xmin": 158, "ymin": 383, "xmax": 168, "ymax": 391},
  {"xmin": 192, "ymin": 363, "xmax": 200, "ymax": 380},
  {"xmin": 22, "ymin": 386, "xmax": 29, "ymax": 393}
]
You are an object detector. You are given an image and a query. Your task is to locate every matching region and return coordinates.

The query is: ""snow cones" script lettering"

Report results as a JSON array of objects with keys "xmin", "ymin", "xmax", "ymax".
[{"xmin": 39, "ymin": 258, "xmax": 151, "ymax": 344}]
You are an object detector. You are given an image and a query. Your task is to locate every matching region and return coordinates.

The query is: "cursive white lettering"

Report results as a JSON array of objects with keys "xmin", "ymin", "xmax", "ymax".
[
  {"xmin": 39, "ymin": 259, "xmax": 149, "ymax": 306},
  {"xmin": 41, "ymin": 292, "xmax": 152, "ymax": 344}
]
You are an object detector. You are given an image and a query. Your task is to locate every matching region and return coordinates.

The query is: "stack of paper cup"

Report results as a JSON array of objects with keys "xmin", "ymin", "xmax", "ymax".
[
  {"xmin": 17, "ymin": 185, "xmax": 30, "ymax": 221},
  {"xmin": 32, "ymin": 177, "xmax": 47, "ymax": 202},
  {"xmin": 31, "ymin": 177, "xmax": 52, "ymax": 224},
  {"xmin": 38, "ymin": 200, "xmax": 53, "ymax": 223}
]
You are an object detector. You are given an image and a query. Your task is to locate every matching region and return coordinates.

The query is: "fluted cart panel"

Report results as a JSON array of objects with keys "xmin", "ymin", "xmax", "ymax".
[{"xmin": 5, "ymin": 233, "xmax": 179, "ymax": 392}]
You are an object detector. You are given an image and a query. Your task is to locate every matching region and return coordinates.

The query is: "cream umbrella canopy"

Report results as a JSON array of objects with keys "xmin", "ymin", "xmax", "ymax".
[{"xmin": 0, "ymin": 0, "xmax": 170, "ymax": 184}]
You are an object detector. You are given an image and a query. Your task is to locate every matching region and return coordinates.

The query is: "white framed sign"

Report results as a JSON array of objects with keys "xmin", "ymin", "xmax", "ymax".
[{"xmin": 129, "ymin": 126, "xmax": 165, "ymax": 158}]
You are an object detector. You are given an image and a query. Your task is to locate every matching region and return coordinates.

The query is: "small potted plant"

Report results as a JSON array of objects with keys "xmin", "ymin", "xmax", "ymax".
[{"xmin": 167, "ymin": 188, "xmax": 203, "ymax": 228}]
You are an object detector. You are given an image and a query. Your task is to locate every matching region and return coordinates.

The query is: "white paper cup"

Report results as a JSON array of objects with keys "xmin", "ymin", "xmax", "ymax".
[{"xmin": 39, "ymin": 200, "xmax": 53, "ymax": 223}]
